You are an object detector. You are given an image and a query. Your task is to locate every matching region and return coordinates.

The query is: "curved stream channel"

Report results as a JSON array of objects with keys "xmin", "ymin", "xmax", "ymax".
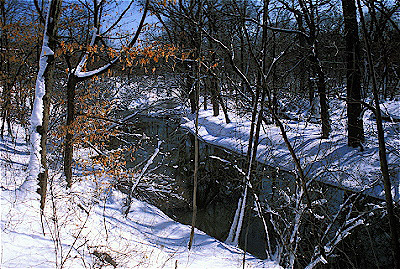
[{"xmin": 114, "ymin": 112, "xmax": 395, "ymax": 267}]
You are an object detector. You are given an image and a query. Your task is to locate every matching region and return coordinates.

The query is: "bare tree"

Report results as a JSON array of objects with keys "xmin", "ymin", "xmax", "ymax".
[
  {"xmin": 342, "ymin": 0, "xmax": 364, "ymax": 148},
  {"xmin": 0, "ymin": 0, "xmax": 38, "ymax": 138},
  {"xmin": 28, "ymin": 0, "xmax": 63, "ymax": 211},
  {"xmin": 357, "ymin": 0, "xmax": 400, "ymax": 266}
]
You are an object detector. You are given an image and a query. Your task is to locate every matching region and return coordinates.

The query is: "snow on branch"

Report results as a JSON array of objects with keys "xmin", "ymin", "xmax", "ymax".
[
  {"xmin": 123, "ymin": 140, "xmax": 162, "ymax": 215},
  {"xmin": 74, "ymin": 27, "xmax": 98, "ymax": 76},
  {"xmin": 75, "ymin": 0, "xmax": 149, "ymax": 80}
]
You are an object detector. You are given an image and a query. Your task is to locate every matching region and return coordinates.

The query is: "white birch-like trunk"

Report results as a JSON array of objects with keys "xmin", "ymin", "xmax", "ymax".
[
  {"xmin": 24, "ymin": 4, "xmax": 54, "ymax": 190},
  {"xmin": 225, "ymin": 196, "xmax": 242, "ymax": 244},
  {"xmin": 226, "ymin": 109, "xmax": 258, "ymax": 246},
  {"xmin": 233, "ymin": 184, "xmax": 248, "ymax": 246}
]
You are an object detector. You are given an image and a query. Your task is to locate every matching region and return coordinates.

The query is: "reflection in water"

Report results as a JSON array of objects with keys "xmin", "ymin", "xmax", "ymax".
[{"xmin": 115, "ymin": 114, "xmax": 394, "ymax": 266}]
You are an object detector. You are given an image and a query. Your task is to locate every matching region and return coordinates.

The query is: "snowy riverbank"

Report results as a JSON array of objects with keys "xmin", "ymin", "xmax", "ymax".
[
  {"xmin": 182, "ymin": 99, "xmax": 400, "ymax": 203},
  {"xmin": 0, "ymin": 127, "xmax": 280, "ymax": 268}
]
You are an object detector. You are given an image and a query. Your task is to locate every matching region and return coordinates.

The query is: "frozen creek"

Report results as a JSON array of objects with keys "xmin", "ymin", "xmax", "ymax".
[{"xmin": 113, "ymin": 109, "xmax": 397, "ymax": 268}]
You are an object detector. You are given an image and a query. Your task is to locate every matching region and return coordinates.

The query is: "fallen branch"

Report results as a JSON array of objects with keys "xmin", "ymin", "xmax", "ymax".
[{"xmin": 123, "ymin": 140, "xmax": 162, "ymax": 216}]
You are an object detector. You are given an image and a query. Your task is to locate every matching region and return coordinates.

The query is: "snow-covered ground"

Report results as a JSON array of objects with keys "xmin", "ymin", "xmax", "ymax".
[
  {"xmin": 182, "ymin": 98, "xmax": 400, "ymax": 203},
  {"xmin": 3, "ymin": 80, "xmax": 396, "ymax": 268},
  {"xmin": 0, "ymin": 127, "xmax": 280, "ymax": 268}
]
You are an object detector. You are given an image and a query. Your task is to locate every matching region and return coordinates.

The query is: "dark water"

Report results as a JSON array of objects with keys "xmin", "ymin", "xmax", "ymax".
[
  {"xmin": 116, "ymin": 114, "xmax": 273, "ymax": 258},
  {"xmin": 115, "ymin": 113, "xmax": 396, "ymax": 268}
]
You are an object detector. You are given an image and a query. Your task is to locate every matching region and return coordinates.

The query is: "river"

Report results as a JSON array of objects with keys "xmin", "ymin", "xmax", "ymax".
[{"xmin": 114, "ymin": 111, "xmax": 396, "ymax": 268}]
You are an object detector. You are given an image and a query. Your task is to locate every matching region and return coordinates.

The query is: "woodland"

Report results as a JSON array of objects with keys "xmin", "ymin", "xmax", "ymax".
[{"xmin": 1, "ymin": 0, "xmax": 400, "ymax": 268}]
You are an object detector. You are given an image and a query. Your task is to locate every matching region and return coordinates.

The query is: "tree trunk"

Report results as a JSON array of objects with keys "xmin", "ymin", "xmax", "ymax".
[
  {"xmin": 63, "ymin": 74, "xmax": 78, "ymax": 188},
  {"xmin": 210, "ymin": 77, "xmax": 219, "ymax": 116},
  {"xmin": 298, "ymin": 0, "xmax": 330, "ymax": 138},
  {"xmin": 207, "ymin": 68, "xmax": 231, "ymax": 123},
  {"xmin": 29, "ymin": 0, "xmax": 63, "ymax": 211},
  {"xmin": 59, "ymin": 0, "xmax": 148, "ymax": 188},
  {"xmin": 310, "ymin": 46, "xmax": 330, "ymax": 138},
  {"xmin": 317, "ymin": 60, "xmax": 330, "ymax": 139},
  {"xmin": 188, "ymin": 0, "xmax": 202, "ymax": 249},
  {"xmin": 342, "ymin": 0, "xmax": 364, "ymax": 148},
  {"xmin": 0, "ymin": 84, "xmax": 12, "ymax": 138},
  {"xmin": 207, "ymin": 8, "xmax": 219, "ymax": 117},
  {"xmin": 357, "ymin": 0, "xmax": 400, "ymax": 266},
  {"xmin": 0, "ymin": 1, "xmax": 12, "ymax": 138},
  {"xmin": 227, "ymin": 0, "xmax": 269, "ymax": 248},
  {"xmin": 217, "ymin": 90, "xmax": 231, "ymax": 124},
  {"xmin": 186, "ymin": 65, "xmax": 197, "ymax": 114}
]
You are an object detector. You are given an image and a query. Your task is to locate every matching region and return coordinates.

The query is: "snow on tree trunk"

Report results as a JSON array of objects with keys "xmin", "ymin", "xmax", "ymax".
[
  {"xmin": 26, "ymin": 19, "xmax": 53, "ymax": 189},
  {"xmin": 225, "ymin": 196, "xmax": 242, "ymax": 244},
  {"xmin": 233, "ymin": 184, "xmax": 248, "ymax": 246},
  {"xmin": 25, "ymin": 0, "xmax": 62, "ymax": 197}
]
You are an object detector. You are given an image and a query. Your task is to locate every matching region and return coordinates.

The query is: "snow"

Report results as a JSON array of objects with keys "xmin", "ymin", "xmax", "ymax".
[
  {"xmin": 1, "ymin": 128, "xmax": 280, "ymax": 268},
  {"xmin": 28, "ymin": 23, "xmax": 53, "ymax": 188},
  {"xmin": 181, "ymin": 99, "xmax": 400, "ymax": 203},
  {"xmin": 74, "ymin": 23, "xmax": 118, "ymax": 79},
  {"xmin": 75, "ymin": 61, "xmax": 115, "ymax": 79},
  {"xmin": 74, "ymin": 27, "xmax": 98, "ymax": 76},
  {"xmin": 4, "ymin": 74, "xmax": 397, "ymax": 267}
]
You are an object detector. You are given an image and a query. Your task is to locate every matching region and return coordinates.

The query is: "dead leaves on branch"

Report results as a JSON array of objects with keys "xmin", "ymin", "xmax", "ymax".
[
  {"xmin": 54, "ymin": 82, "xmax": 133, "ymax": 183},
  {"xmin": 57, "ymin": 40, "xmax": 177, "ymax": 75}
]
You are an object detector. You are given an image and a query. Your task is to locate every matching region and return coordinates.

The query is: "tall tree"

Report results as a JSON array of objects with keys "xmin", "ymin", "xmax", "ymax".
[
  {"xmin": 357, "ymin": 0, "xmax": 400, "ymax": 266},
  {"xmin": 342, "ymin": 0, "xmax": 364, "ymax": 148},
  {"xmin": 188, "ymin": 0, "xmax": 203, "ymax": 250},
  {"xmin": 298, "ymin": 0, "xmax": 331, "ymax": 138},
  {"xmin": 28, "ymin": 0, "xmax": 62, "ymax": 211},
  {"xmin": 205, "ymin": 0, "xmax": 220, "ymax": 116},
  {"xmin": 273, "ymin": 0, "xmax": 331, "ymax": 138},
  {"xmin": 150, "ymin": 0, "xmax": 232, "ymax": 122}
]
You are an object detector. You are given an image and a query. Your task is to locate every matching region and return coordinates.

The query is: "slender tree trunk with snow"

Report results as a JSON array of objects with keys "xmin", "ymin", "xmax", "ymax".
[
  {"xmin": 188, "ymin": 0, "xmax": 203, "ymax": 250},
  {"xmin": 226, "ymin": 0, "xmax": 270, "ymax": 248},
  {"xmin": 28, "ymin": 0, "xmax": 62, "ymax": 211},
  {"xmin": 188, "ymin": 86, "xmax": 199, "ymax": 250},
  {"xmin": 226, "ymin": 196, "xmax": 243, "ymax": 244},
  {"xmin": 357, "ymin": 1, "xmax": 400, "ymax": 267}
]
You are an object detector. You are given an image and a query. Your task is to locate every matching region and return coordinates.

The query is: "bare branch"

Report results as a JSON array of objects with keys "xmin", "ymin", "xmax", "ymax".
[{"xmin": 34, "ymin": 0, "xmax": 46, "ymax": 24}]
